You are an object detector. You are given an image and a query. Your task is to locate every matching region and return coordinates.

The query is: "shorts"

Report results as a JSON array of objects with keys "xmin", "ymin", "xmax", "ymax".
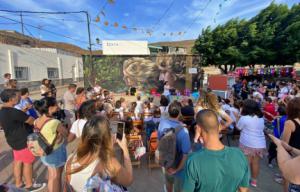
[
  {"xmin": 41, "ymin": 143, "xmax": 67, "ymax": 168},
  {"xmin": 13, "ymin": 148, "xmax": 35, "ymax": 164},
  {"xmin": 289, "ymin": 183, "xmax": 300, "ymax": 192},
  {"xmin": 239, "ymin": 143, "xmax": 267, "ymax": 158}
]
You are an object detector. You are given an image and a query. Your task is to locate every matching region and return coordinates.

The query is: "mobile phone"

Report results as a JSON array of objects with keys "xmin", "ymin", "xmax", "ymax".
[
  {"xmin": 110, "ymin": 121, "xmax": 125, "ymax": 140},
  {"xmin": 116, "ymin": 122, "xmax": 125, "ymax": 140}
]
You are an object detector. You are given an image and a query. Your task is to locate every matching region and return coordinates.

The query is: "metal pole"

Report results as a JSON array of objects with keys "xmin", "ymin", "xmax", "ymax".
[
  {"xmin": 84, "ymin": 11, "xmax": 94, "ymax": 86},
  {"xmin": 20, "ymin": 12, "xmax": 24, "ymax": 35}
]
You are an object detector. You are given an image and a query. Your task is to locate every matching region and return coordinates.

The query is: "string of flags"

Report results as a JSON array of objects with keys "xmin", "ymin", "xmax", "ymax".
[
  {"xmin": 93, "ymin": 0, "xmax": 228, "ymax": 37},
  {"xmin": 235, "ymin": 67, "xmax": 295, "ymax": 78}
]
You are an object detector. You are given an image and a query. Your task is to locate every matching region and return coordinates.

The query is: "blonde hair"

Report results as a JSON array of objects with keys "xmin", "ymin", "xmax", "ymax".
[
  {"xmin": 69, "ymin": 116, "xmax": 117, "ymax": 176},
  {"xmin": 205, "ymin": 92, "xmax": 220, "ymax": 112}
]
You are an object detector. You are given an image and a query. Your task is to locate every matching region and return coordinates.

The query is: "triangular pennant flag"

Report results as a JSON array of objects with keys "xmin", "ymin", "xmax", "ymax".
[
  {"xmin": 104, "ymin": 21, "xmax": 109, "ymax": 26},
  {"xmin": 133, "ymin": 28, "xmax": 137, "ymax": 32},
  {"xmin": 95, "ymin": 15, "xmax": 100, "ymax": 22},
  {"xmin": 114, "ymin": 22, "xmax": 119, "ymax": 27},
  {"xmin": 219, "ymin": 3, "xmax": 222, "ymax": 8},
  {"xmin": 108, "ymin": 0, "xmax": 115, "ymax": 4},
  {"xmin": 122, "ymin": 25, "xmax": 127, "ymax": 29},
  {"xmin": 163, "ymin": 33, "xmax": 166, "ymax": 36}
]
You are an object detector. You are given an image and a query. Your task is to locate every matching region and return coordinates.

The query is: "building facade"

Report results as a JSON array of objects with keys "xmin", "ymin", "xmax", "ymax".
[{"xmin": 0, "ymin": 44, "xmax": 83, "ymax": 91}]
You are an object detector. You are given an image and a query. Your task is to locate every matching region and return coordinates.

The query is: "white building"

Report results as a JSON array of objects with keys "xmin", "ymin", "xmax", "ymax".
[{"xmin": 0, "ymin": 44, "xmax": 83, "ymax": 90}]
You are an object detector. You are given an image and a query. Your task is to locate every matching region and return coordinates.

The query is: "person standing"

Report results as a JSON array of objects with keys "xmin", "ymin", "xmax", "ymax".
[
  {"xmin": 40, "ymin": 79, "xmax": 50, "ymax": 96},
  {"xmin": 3, "ymin": 73, "xmax": 11, "ymax": 88},
  {"xmin": 0, "ymin": 89, "xmax": 45, "ymax": 191},
  {"xmin": 237, "ymin": 99, "xmax": 266, "ymax": 187},
  {"xmin": 15, "ymin": 88, "xmax": 38, "ymax": 119},
  {"xmin": 63, "ymin": 84, "xmax": 77, "ymax": 127},
  {"xmin": 33, "ymin": 97, "xmax": 68, "ymax": 192},
  {"xmin": 281, "ymin": 97, "xmax": 300, "ymax": 192},
  {"xmin": 158, "ymin": 102, "xmax": 191, "ymax": 192},
  {"xmin": 183, "ymin": 109, "xmax": 249, "ymax": 192}
]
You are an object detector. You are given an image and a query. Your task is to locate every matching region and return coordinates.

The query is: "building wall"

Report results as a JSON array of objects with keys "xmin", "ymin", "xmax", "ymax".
[{"xmin": 0, "ymin": 44, "xmax": 83, "ymax": 90}]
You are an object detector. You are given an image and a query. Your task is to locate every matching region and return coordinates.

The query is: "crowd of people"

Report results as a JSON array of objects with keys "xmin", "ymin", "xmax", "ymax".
[{"xmin": 0, "ymin": 74, "xmax": 300, "ymax": 192}]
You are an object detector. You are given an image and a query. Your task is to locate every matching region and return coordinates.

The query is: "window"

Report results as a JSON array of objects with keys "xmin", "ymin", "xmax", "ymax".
[
  {"xmin": 47, "ymin": 68, "xmax": 59, "ymax": 79},
  {"xmin": 14, "ymin": 67, "xmax": 29, "ymax": 81}
]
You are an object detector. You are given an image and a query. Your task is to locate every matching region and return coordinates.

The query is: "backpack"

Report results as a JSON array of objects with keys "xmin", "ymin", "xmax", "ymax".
[
  {"xmin": 64, "ymin": 155, "xmax": 128, "ymax": 192},
  {"xmin": 27, "ymin": 119, "xmax": 58, "ymax": 157},
  {"xmin": 157, "ymin": 126, "xmax": 183, "ymax": 168}
]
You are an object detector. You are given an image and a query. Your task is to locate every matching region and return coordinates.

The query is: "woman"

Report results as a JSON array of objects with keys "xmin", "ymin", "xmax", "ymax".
[
  {"xmin": 75, "ymin": 87, "xmax": 86, "ymax": 110},
  {"xmin": 34, "ymin": 97, "xmax": 68, "ymax": 192},
  {"xmin": 237, "ymin": 99, "xmax": 266, "ymax": 187},
  {"xmin": 205, "ymin": 92, "xmax": 233, "ymax": 130},
  {"xmin": 159, "ymin": 95, "xmax": 169, "ymax": 118},
  {"xmin": 269, "ymin": 134, "xmax": 300, "ymax": 190},
  {"xmin": 65, "ymin": 116, "xmax": 133, "ymax": 191},
  {"xmin": 40, "ymin": 79, "xmax": 49, "ymax": 96},
  {"xmin": 258, "ymin": 83, "xmax": 266, "ymax": 96},
  {"xmin": 68, "ymin": 100, "xmax": 96, "ymax": 143},
  {"xmin": 281, "ymin": 97, "xmax": 300, "ymax": 191}
]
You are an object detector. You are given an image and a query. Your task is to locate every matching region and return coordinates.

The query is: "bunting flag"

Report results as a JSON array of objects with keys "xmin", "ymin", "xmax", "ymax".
[
  {"xmin": 114, "ymin": 22, "xmax": 119, "ymax": 28},
  {"xmin": 122, "ymin": 25, "xmax": 127, "ymax": 29},
  {"xmin": 95, "ymin": 15, "xmax": 100, "ymax": 22},
  {"xmin": 104, "ymin": 21, "xmax": 109, "ymax": 26},
  {"xmin": 107, "ymin": 0, "xmax": 115, "ymax": 4}
]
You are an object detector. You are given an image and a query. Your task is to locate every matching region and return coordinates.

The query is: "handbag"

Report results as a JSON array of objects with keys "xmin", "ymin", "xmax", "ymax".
[
  {"xmin": 27, "ymin": 119, "xmax": 58, "ymax": 156},
  {"xmin": 134, "ymin": 140, "xmax": 146, "ymax": 160}
]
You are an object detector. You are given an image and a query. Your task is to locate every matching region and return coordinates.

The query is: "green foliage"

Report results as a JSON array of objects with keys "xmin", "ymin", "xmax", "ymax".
[{"xmin": 193, "ymin": 2, "xmax": 300, "ymax": 74}]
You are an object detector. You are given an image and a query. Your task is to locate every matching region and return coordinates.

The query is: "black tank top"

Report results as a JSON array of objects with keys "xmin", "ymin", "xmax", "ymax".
[{"xmin": 289, "ymin": 119, "xmax": 300, "ymax": 149}]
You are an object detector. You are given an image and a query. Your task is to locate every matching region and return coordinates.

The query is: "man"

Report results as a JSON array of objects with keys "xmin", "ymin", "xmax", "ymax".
[
  {"xmin": 232, "ymin": 78, "xmax": 242, "ymax": 99},
  {"xmin": 183, "ymin": 109, "xmax": 250, "ymax": 192},
  {"xmin": 3, "ymin": 73, "xmax": 11, "ymax": 88},
  {"xmin": 0, "ymin": 89, "xmax": 45, "ymax": 191},
  {"xmin": 63, "ymin": 84, "xmax": 77, "ymax": 127},
  {"xmin": 158, "ymin": 102, "xmax": 191, "ymax": 192}
]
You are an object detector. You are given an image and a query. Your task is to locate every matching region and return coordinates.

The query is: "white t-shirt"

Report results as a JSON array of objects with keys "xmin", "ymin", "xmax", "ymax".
[
  {"xmin": 70, "ymin": 119, "xmax": 87, "ymax": 138},
  {"xmin": 278, "ymin": 87, "xmax": 289, "ymax": 98},
  {"xmin": 237, "ymin": 115, "xmax": 266, "ymax": 149}
]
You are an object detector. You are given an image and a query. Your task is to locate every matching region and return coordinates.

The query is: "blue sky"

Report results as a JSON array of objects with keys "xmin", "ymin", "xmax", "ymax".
[{"xmin": 0, "ymin": 0, "xmax": 298, "ymax": 49}]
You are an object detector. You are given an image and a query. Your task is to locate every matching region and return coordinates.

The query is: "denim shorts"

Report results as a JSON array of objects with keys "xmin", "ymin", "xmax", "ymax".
[
  {"xmin": 41, "ymin": 143, "xmax": 67, "ymax": 168},
  {"xmin": 289, "ymin": 184, "xmax": 300, "ymax": 192}
]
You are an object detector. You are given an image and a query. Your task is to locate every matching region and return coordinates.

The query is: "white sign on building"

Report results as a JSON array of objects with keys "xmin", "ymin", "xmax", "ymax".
[{"xmin": 102, "ymin": 40, "xmax": 150, "ymax": 55}]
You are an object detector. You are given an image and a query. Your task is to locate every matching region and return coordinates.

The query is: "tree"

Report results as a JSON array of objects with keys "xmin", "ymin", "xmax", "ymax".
[{"xmin": 193, "ymin": 2, "xmax": 300, "ymax": 74}]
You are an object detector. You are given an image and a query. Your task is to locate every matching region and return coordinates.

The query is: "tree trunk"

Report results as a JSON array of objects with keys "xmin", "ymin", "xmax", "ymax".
[{"xmin": 218, "ymin": 65, "xmax": 228, "ymax": 74}]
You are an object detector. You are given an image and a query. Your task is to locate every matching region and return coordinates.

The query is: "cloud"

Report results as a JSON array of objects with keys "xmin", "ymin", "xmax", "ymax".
[{"xmin": 124, "ymin": 13, "xmax": 130, "ymax": 17}]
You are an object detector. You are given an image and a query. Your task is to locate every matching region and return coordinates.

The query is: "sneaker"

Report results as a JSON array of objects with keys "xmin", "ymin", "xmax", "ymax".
[
  {"xmin": 268, "ymin": 163, "xmax": 274, "ymax": 168},
  {"xmin": 250, "ymin": 180, "xmax": 257, "ymax": 187},
  {"xmin": 25, "ymin": 183, "xmax": 46, "ymax": 192}
]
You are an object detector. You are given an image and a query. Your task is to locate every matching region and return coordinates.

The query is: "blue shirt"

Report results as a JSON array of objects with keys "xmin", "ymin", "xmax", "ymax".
[
  {"xmin": 15, "ymin": 98, "xmax": 38, "ymax": 119},
  {"xmin": 158, "ymin": 118, "xmax": 191, "ymax": 179},
  {"xmin": 273, "ymin": 115, "xmax": 287, "ymax": 138}
]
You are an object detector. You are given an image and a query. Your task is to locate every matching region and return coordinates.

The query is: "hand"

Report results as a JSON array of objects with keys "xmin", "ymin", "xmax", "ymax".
[
  {"xmin": 281, "ymin": 141, "xmax": 293, "ymax": 152},
  {"xmin": 117, "ymin": 135, "xmax": 128, "ymax": 152},
  {"xmin": 167, "ymin": 168, "xmax": 177, "ymax": 175},
  {"xmin": 268, "ymin": 134, "xmax": 281, "ymax": 146}
]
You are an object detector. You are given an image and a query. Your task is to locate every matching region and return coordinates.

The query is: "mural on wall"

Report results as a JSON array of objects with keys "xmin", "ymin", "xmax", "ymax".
[{"xmin": 83, "ymin": 54, "xmax": 200, "ymax": 93}]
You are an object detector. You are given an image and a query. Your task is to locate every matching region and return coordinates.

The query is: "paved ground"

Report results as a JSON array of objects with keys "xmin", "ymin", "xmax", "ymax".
[{"xmin": 0, "ymin": 86, "xmax": 284, "ymax": 191}]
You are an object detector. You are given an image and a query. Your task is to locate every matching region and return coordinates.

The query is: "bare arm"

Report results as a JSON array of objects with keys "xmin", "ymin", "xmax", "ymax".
[
  {"xmin": 281, "ymin": 120, "xmax": 294, "ymax": 143},
  {"xmin": 220, "ymin": 112, "xmax": 233, "ymax": 130},
  {"xmin": 25, "ymin": 117, "xmax": 35, "ymax": 125},
  {"xmin": 112, "ymin": 137, "xmax": 133, "ymax": 187},
  {"xmin": 239, "ymin": 187, "xmax": 248, "ymax": 192},
  {"xmin": 67, "ymin": 133, "xmax": 76, "ymax": 143}
]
